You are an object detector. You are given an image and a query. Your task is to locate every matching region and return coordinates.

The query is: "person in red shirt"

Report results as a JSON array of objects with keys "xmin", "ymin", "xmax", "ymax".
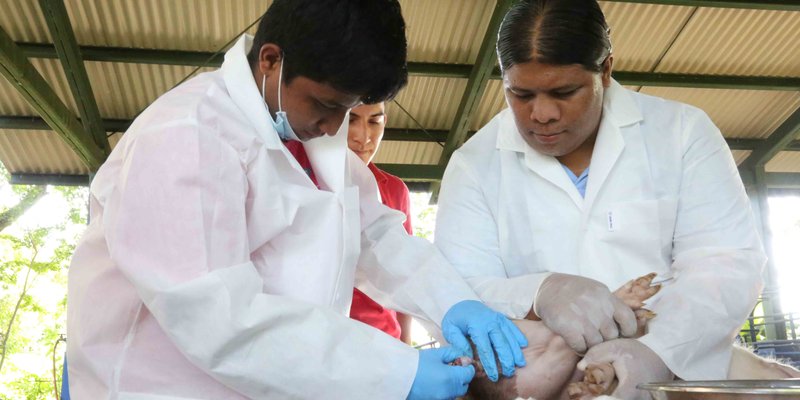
[{"xmin": 347, "ymin": 102, "xmax": 414, "ymax": 344}]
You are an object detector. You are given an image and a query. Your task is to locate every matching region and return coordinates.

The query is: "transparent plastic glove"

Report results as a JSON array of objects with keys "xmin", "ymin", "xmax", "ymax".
[
  {"xmin": 407, "ymin": 346, "xmax": 475, "ymax": 400},
  {"xmin": 578, "ymin": 338, "xmax": 673, "ymax": 400},
  {"xmin": 441, "ymin": 300, "xmax": 528, "ymax": 382},
  {"xmin": 534, "ymin": 273, "xmax": 637, "ymax": 353}
]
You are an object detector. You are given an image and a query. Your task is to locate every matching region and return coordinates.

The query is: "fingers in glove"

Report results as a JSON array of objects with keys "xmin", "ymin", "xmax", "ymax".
[
  {"xmin": 500, "ymin": 319, "xmax": 527, "ymax": 367},
  {"xmin": 562, "ymin": 328, "xmax": 589, "ymax": 354},
  {"xmin": 439, "ymin": 345, "xmax": 468, "ymax": 364},
  {"xmin": 487, "ymin": 323, "xmax": 517, "ymax": 377},
  {"xmin": 599, "ymin": 319, "xmax": 620, "ymax": 341},
  {"xmin": 453, "ymin": 364, "xmax": 476, "ymax": 396},
  {"xmin": 442, "ymin": 324, "xmax": 474, "ymax": 359},
  {"xmin": 585, "ymin": 327, "xmax": 605, "ymax": 349},
  {"xmin": 611, "ymin": 298, "xmax": 638, "ymax": 337},
  {"xmin": 470, "ymin": 327, "xmax": 502, "ymax": 382}
]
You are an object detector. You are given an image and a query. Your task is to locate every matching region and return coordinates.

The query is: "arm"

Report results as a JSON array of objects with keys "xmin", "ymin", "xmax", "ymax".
[
  {"xmin": 434, "ymin": 152, "xmax": 549, "ymax": 319},
  {"xmin": 351, "ymin": 155, "xmax": 480, "ymax": 324},
  {"xmin": 638, "ymin": 107, "xmax": 766, "ymax": 379},
  {"xmin": 396, "ymin": 178, "xmax": 415, "ymax": 345},
  {"xmin": 106, "ymin": 125, "xmax": 417, "ymax": 399}
]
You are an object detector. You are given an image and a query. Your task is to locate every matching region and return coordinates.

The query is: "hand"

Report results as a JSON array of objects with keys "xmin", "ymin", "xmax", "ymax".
[
  {"xmin": 441, "ymin": 300, "xmax": 528, "ymax": 382},
  {"xmin": 578, "ymin": 338, "xmax": 673, "ymax": 400},
  {"xmin": 407, "ymin": 346, "xmax": 475, "ymax": 400},
  {"xmin": 534, "ymin": 273, "xmax": 637, "ymax": 353}
]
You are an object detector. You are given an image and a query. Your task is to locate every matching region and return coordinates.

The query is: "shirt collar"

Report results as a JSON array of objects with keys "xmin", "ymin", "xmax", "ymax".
[{"xmin": 368, "ymin": 162, "xmax": 389, "ymax": 184}]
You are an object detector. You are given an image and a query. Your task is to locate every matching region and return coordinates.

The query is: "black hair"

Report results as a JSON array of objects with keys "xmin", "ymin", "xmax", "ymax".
[
  {"xmin": 247, "ymin": 0, "xmax": 408, "ymax": 104},
  {"xmin": 496, "ymin": 0, "xmax": 612, "ymax": 73}
]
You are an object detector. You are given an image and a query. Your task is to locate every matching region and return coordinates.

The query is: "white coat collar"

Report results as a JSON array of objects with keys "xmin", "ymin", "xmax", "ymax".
[
  {"xmin": 222, "ymin": 34, "xmax": 283, "ymax": 150},
  {"xmin": 493, "ymin": 78, "xmax": 643, "ymax": 208}
]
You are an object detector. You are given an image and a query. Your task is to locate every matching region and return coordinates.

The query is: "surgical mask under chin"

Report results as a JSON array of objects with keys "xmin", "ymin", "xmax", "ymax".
[{"xmin": 262, "ymin": 59, "xmax": 301, "ymax": 142}]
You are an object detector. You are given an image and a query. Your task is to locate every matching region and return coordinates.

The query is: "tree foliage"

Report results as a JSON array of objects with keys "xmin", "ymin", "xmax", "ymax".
[{"xmin": 0, "ymin": 167, "xmax": 87, "ymax": 399}]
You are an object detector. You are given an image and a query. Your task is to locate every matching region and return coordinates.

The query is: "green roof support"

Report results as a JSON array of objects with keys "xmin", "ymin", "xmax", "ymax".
[
  {"xmin": 5, "ymin": 115, "xmax": 800, "ymax": 153},
  {"xmin": 741, "ymin": 106, "xmax": 800, "ymax": 170},
  {"xmin": 375, "ymin": 164, "xmax": 444, "ymax": 182},
  {"xmin": 0, "ymin": 26, "xmax": 106, "ymax": 170},
  {"xmin": 39, "ymin": 0, "xmax": 110, "ymax": 155},
  {"xmin": 604, "ymin": 0, "xmax": 800, "ymax": 11},
  {"xmin": 17, "ymin": 42, "xmax": 800, "ymax": 90},
  {"xmin": 430, "ymin": 0, "xmax": 515, "ymax": 202}
]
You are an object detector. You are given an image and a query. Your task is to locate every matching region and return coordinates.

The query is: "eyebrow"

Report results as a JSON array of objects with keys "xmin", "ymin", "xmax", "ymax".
[
  {"xmin": 508, "ymin": 84, "xmax": 581, "ymax": 93},
  {"xmin": 370, "ymin": 112, "xmax": 385, "ymax": 118}
]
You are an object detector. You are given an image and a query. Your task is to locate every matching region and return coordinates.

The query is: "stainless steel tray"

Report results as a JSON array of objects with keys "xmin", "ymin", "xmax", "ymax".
[{"xmin": 638, "ymin": 380, "xmax": 800, "ymax": 399}]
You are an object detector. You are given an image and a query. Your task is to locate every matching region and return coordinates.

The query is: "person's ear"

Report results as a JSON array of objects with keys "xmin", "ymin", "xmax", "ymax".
[
  {"xmin": 601, "ymin": 55, "xmax": 613, "ymax": 88},
  {"xmin": 258, "ymin": 43, "xmax": 283, "ymax": 77}
]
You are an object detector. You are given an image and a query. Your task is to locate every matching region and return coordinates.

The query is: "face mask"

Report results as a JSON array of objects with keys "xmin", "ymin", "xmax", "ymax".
[{"xmin": 262, "ymin": 57, "xmax": 301, "ymax": 141}]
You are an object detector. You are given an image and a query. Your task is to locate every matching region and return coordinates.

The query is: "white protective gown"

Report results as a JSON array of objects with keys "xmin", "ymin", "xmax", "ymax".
[
  {"xmin": 435, "ymin": 80, "xmax": 766, "ymax": 380},
  {"xmin": 66, "ymin": 34, "xmax": 480, "ymax": 400}
]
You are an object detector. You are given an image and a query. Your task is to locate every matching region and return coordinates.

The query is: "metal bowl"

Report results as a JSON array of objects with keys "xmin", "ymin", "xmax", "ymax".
[{"xmin": 638, "ymin": 379, "xmax": 800, "ymax": 400}]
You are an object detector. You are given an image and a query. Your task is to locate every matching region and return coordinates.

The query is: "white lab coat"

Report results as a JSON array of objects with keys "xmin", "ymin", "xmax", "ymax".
[
  {"xmin": 435, "ymin": 80, "xmax": 766, "ymax": 380},
  {"xmin": 66, "ymin": 34, "xmax": 479, "ymax": 400}
]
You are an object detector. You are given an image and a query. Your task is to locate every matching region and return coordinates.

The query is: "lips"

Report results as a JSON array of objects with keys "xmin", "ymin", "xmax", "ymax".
[{"xmin": 531, "ymin": 131, "xmax": 563, "ymax": 144}]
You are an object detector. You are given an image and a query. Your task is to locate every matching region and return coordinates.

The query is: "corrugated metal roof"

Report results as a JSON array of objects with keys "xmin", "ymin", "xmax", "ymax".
[
  {"xmin": 639, "ymin": 87, "xmax": 800, "ymax": 139},
  {"xmin": 87, "ymin": 62, "xmax": 213, "ymax": 119},
  {"xmin": 0, "ymin": 0, "xmax": 50, "ymax": 43},
  {"xmin": 767, "ymin": 152, "xmax": 800, "ymax": 173},
  {"xmin": 1, "ymin": 0, "xmax": 271, "ymax": 51},
  {"xmin": 403, "ymin": 0, "xmax": 495, "ymax": 64},
  {"xmin": 599, "ymin": 1, "xmax": 694, "ymax": 72},
  {"xmin": 655, "ymin": 8, "xmax": 800, "ymax": 77},
  {"xmin": 66, "ymin": 0, "xmax": 270, "ymax": 51},
  {"xmin": 373, "ymin": 141, "xmax": 442, "ymax": 165},
  {"xmin": 386, "ymin": 76, "xmax": 466, "ymax": 131},
  {"xmin": 0, "ymin": 130, "xmax": 88, "ymax": 174}
]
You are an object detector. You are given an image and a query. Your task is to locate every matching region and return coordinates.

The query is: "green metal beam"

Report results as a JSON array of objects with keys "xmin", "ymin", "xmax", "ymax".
[
  {"xmin": 18, "ymin": 42, "xmax": 800, "ymax": 90},
  {"xmin": 432, "ymin": 0, "xmax": 515, "ymax": 201},
  {"xmin": 603, "ymin": 0, "xmax": 800, "ymax": 11},
  {"xmin": 767, "ymin": 172, "xmax": 800, "ymax": 189},
  {"xmin": 741, "ymin": 106, "xmax": 800, "ymax": 169},
  {"xmin": 11, "ymin": 168, "xmax": 800, "ymax": 187},
  {"xmin": 0, "ymin": 115, "xmax": 131, "ymax": 131},
  {"xmin": 7, "ymin": 115, "xmax": 800, "ymax": 153},
  {"xmin": 39, "ymin": 0, "xmax": 109, "ymax": 155},
  {"xmin": 375, "ymin": 163, "xmax": 444, "ymax": 182},
  {"xmin": 384, "ymin": 128, "xmax": 449, "ymax": 142},
  {"xmin": 19, "ymin": 42, "xmax": 224, "ymax": 67},
  {"xmin": 611, "ymin": 71, "xmax": 800, "ymax": 91},
  {"xmin": 10, "ymin": 173, "xmax": 90, "ymax": 186},
  {"xmin": 0, "ymin": 27, "xmax": 105, "ymax": 170}
]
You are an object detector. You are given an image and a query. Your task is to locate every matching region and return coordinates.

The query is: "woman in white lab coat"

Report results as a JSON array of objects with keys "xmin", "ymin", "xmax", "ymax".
[
  {"xmin": 435, "ymin": 0, "xmax": 766, "ymax": 398},
  {"xmin": 66, "ymin": 1, "xmax": 527, "ymax": 399}
]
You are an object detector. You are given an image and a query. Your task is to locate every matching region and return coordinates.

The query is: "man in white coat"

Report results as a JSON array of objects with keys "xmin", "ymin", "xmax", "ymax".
[
  {"xmin": 66, "ymin": 1, "xmax": 528, "ymax": 399},
  {"xmin": 435, "ymin": 0, "xmax": 766, "ymax": 398}
]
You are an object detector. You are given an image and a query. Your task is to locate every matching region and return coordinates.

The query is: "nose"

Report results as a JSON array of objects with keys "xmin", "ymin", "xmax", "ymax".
[
  {"xmin": 529, "ymin": 96, "xmax": 560, "ymax": 124},
  {"xmin": 320, "ymin": 110, "xmax": 350, "ymax": 137},
  {"xmin": 349, "ymin": 119, "xmax": 368, "ymax": 144}
]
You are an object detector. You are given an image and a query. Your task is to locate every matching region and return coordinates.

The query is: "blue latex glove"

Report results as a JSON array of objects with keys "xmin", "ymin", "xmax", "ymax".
[
  {"xmin": 441, "ymin": 300, "xmax": 528, "ymax": 382},
  {"xmin": 407, "ymin": 346, "xmax": 475, "ymax": 400}
]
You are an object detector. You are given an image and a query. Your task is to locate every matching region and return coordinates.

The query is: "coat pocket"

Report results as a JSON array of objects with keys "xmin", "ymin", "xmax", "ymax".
[{"xmin": 600, "ymin": 199, "xmax": 662, "ymax": 256}]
